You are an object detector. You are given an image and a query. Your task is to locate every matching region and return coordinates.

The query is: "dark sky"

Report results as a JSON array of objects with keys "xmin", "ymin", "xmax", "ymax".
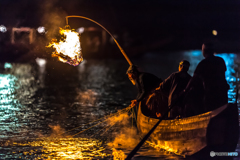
[{"xmin": 0, "ymin": 0, "xmax": 240, "ymax": 50}]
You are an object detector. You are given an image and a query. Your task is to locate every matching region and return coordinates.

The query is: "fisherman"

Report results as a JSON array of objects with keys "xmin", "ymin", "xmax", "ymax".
[
  {"xmin": 127, "ymin": 65, "xmax": 168, "ymax": 118},
  {"xmin": 156, "ymin": 60, "xmax": 192, "ymax": 118},
  {"xmin": 184, "ymin": 42, "xmax": 229, "ymax": 113}
]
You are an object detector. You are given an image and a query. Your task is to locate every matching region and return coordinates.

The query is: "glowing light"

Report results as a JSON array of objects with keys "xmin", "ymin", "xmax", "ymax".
[
  {"xmin": 37, "ymin": 26, "xmax": 46, "ymax": 34},
  {"xmin": 36, "ymin": 58, "xmax": 46, "ymax": 67},
  {"xmin": 183, "ymin": 50, "xmax": 203, "ymax": 76},
  {"xmin": 0, "ymin": 74, "xmax": 19, "ymax": 124},
  {"xmin": 216, "ymin": 53, "xmax": 237, "ymax": 103},
  {"xmin": 212, "ymin": 30, "xmax": 217, "ymax": 36},
  {"xmin": 47, "ymin": 28, "xmax": 83, "ymax": 66},
  {"xmin": 77, "ymin": 27, "xmax": 85, "ymax": 34},
  {"xmin": 216, "ymin": 53, "xmax": 236, "ymax": 82},
  {"xmin": 112, "ymin": 148, "xmax": 126, "ymax": 159},
  {"xmin": 0, "ymin": 25, "xmax": 7, "ymax": 33},
  {"xmin": 4, "ymin": 63, "xmax": 12, "ymax": 69},
  {"xmin": 11, "ymin": 137, "xmax": 110, "ymax": 159},
  {"xmin": 147, "ymin": 140, "xmax": 181, "ymax": 155},
  {"xmin": 0, "ymin": 74, "xmax": 17, "ymax": 88}
]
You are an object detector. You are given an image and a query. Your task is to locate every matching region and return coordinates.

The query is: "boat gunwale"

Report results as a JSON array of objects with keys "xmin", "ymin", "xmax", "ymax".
[
  {"xmin": 137, "ymin": 103, "xmax": 229, "ymax": 132},
  {"xmin": 138, "ymin": 103, "xmax": 228, "ymax": 125}
]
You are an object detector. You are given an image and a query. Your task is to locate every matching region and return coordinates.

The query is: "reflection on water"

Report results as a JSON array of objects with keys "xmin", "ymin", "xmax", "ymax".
[
  {"xmin": 10, "ymin": 138, "xmax": 110, "ymax": 159},
  {"xmin": 0, "ymin": 63, "xmax": 39, "ymax": 141},
  {"xmin": 0, "ymin": 50, "xmax": 239, "ymax": 159},
  {"xmin": 0, "ymin": 74, "xmax": 20, "ymax": 139},
  {"xmin": 183, "ymin": 50, "xmax": 203, "ymax": 75},
  {"xmin": 217, "ymin": 53, "xmax": 238, "ymax": 103}
]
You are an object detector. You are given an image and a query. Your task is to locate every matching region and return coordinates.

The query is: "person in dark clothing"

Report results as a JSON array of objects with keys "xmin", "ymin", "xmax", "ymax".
[
  {"xmin": 156, "ymin": 60, "xmax": 192, "ymax": 118},
  {"xmin": 184, "ymin": 43, "xmax": 229, "ymax": 114},
  {"xmin": 126, "ymin": 65, "xmax": 168, "ymax": 118}
]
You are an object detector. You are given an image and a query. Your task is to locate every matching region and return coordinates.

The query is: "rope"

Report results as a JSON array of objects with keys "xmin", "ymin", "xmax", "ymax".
[
  {"xmin": 90, "ymin": 124, "xmax": 113, "ymax": 138},
  {"xmin": 92, "ymin": 107, "xmax": 133, "ymax": 137},
  {"xmin": 100, "ymin": 123, "xmax": 117, "ymax": 136},
  {"xmin": 71, "ymin": 105, "xmax": 134, "ymax": 137},
  {"xmin": 90, "ymin": 112, "xmax": 130, "ymax": 138},
  {"xmin": 62, "ymin": 104, "xmax": 135, "ymax": 135}
]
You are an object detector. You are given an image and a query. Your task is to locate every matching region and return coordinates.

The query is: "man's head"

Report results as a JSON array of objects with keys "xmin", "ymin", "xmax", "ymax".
[
  {"xmin": 179, "ymin": 60, "xmax": 190, "ymax": 72},
  {"xmin": 202, "ymin": 42, "xmax": 214, "ymax": 58},
  {"xmin": 126, "ymin": 65, "xmax": 139, "ymax": 85}
]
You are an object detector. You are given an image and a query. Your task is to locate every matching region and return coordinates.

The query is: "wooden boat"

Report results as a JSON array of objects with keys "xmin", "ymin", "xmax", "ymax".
[{"xmin": 137, "ymin": 102, "xmax": 239, "ymax": 157}]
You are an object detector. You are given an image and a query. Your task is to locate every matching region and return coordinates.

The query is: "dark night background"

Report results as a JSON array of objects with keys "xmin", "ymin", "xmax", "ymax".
[
  {"xmin": 0, "ymin": 1, "xmax": 239, "ymax": 159},
  {"xmin": 0, "ymin": 0, "xmax": 240, "ymax": 61}
]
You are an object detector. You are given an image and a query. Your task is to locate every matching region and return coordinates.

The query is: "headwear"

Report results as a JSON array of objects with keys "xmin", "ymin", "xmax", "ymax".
[
  {"xmin": 126, "ymin": 65, "xmax": 139, "ymax": 74},
  {"xmin": 179, "ymin": 60, "xmax": 190, "ymax": 67}
]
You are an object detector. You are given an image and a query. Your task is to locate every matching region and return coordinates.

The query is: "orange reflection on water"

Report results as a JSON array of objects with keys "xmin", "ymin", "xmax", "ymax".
[
  {"xmin": 146, "ymin": 140, "xmax": 181, "ymax": 155},
  {"xmin": 112, "ymin": 148, "xmax": 126, "ymax": 160},
  {"xmin": 13, "ymin": 137, "xmax": 110, "ymax": 159}
]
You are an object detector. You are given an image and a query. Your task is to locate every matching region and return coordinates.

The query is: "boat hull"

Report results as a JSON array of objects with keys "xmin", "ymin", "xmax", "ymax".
[{"xmin": 137, "ymin": 103, "xmax": 239, "ymax": 156}]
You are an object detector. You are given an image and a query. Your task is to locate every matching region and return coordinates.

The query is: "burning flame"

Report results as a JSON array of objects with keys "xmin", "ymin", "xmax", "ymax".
[{"xmin": 47, "ymin": 28, "xmax": 83, "ymax": 66}]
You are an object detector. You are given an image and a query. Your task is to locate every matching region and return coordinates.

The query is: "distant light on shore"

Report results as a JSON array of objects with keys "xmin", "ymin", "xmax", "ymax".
[
  {"xmin": 37, "ymin": 26, "xmax": 46, "ymax": 34},
  {"xmin": 212, "ymin": 30, "xmax": 217, "ymax": 36},
  {"xmin": 77, "ymin": 27, "xmax": 84, "ymax": 34},
  {"xmin": 4, "ymin": 63, "xmax": 12, "ymax": 69},
  {"xmin": 36, "ymin": 58, "xmax": 46, "ymax": 67},
  {"xmin": 0, "ymin": 25, "xmax": 7, "ymax": 33}
]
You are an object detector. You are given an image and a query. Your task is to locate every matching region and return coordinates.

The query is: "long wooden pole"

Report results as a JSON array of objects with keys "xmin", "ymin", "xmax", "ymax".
[
  {"xmin": 65, "ymin": 15, "xmax": 133, "ymax": 66},
  {"xmin": 127, "ymin": 72, "xmax": 240, "ymax": 160},
  {"xmin": 125, "ymin": 103, "xmax": 175, "ymax": 160}
]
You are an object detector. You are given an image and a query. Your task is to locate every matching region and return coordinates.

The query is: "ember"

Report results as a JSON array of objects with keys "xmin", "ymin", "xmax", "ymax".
[{"xmin": 47, "ymin": 28, "xmax": 83, "ymax": 66}]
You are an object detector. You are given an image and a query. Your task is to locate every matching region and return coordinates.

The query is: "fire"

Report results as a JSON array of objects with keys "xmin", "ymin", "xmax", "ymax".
[{"xmin": 47, "ymin": 28, "xmax": 83, "ymax": 66}]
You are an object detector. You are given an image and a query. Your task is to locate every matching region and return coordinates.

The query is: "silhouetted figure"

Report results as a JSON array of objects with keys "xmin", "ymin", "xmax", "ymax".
[
  {"xmin": 156, "ymin": 60, "xmax": 192, "ymax": 118},
  {"xmin": 127, "ymin": 65, "xmax": 168, "ymax": 118},
  {"xmin": 185, "ymin": 42, "xmax": 229, "ymax": 115}
]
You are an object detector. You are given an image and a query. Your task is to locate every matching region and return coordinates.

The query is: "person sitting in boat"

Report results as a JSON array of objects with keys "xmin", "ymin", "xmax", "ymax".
[
  {"xmin": 156, "ymin": 60, "xmax": 192, "ymax": 118},
  {"xmin": 184, "ymin": 42, "xmax": 229, "ymax": 114},
  {"xmin": 126, "ymin": 65, "xmax": 168, "ymax": 118}
]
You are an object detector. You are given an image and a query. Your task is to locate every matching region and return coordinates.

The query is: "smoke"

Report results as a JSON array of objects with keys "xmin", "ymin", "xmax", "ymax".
[
  {"xmin": 110, "ymin": 127, "xmax": 139, "ymax": 148},
  {"xmin": 107, "ymin": 112, "xmax": 141, "ymax": 159},
  {"xmin": 73, "ymin": 89, "xmax": 99, "ymax": 107},
  {"xmin": 40, "ymin": 0, "xmax": 67, "ymax": 42},
  {"xmin": 107, "ymin": 112, "xmax": 129, "ymax": 126},
  {"xmin": 48, "ymin": 124, "xmax": 67, "ymax": 137},
  {"xmin": 10, "ymin": 0, "xmax": 69, "ymax": 62}
]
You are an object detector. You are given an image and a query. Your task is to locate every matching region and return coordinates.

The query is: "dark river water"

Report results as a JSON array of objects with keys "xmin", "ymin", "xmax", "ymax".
[{"xmin": 0, "ymin": 50, "xmax": 239, "ymax": 160}]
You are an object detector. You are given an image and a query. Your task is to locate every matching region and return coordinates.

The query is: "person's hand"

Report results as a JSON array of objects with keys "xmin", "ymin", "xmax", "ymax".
[{"xmin": 131, "ymin": 99, "xmax": 138, "ymax": 107}]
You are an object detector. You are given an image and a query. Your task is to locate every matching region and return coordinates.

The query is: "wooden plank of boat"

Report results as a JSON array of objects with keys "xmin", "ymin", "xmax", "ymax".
[{"xmin": 137, "ymin": 102, "xmax": 239, "ymax": 156}]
